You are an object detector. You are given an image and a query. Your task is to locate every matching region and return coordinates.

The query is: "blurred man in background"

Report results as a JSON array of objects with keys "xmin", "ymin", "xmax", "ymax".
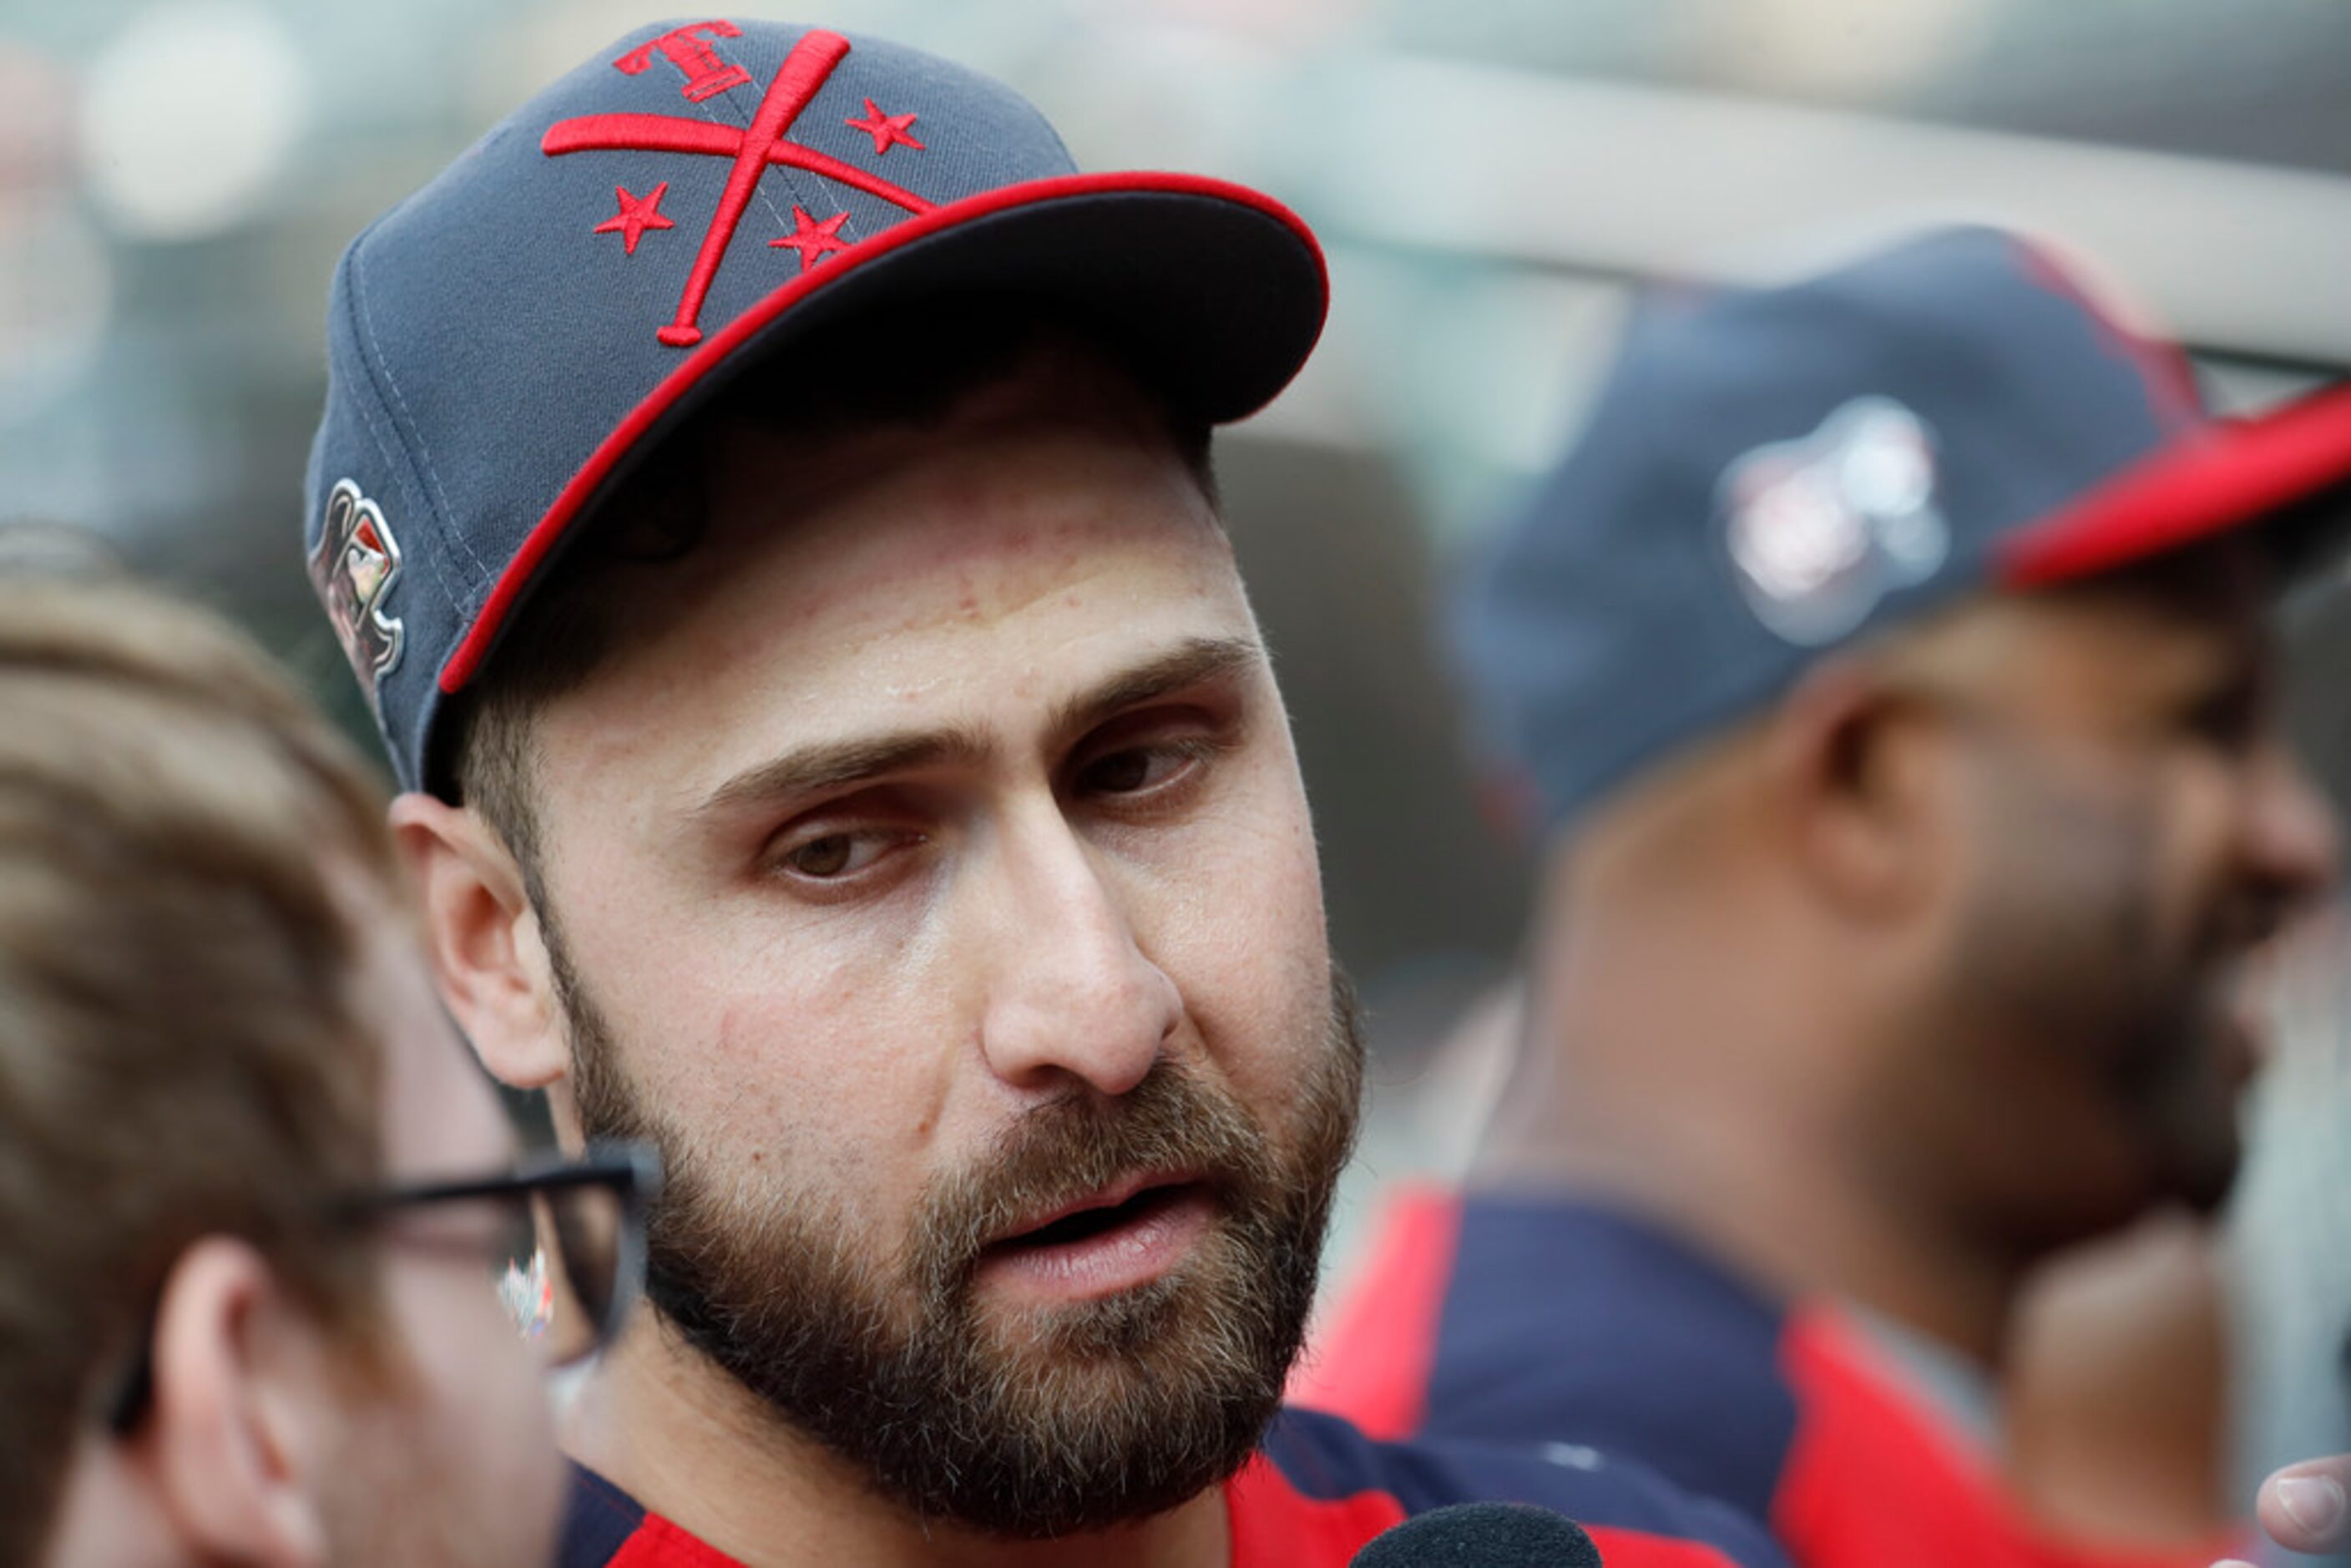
[
  {"xmin": 1297, "ymin": 224, "xmax": 2351, "ymax": 1568},
  {"xmin": 301, "ymin": 17, "xmax": 1794, "ymax": 1568},
  {"xmin": 0, "ymin": 569, "xmax": 648, "ymax": 1568}
]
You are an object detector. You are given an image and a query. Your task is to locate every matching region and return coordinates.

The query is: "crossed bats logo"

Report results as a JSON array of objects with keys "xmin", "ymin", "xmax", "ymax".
[
  {"xmin": 309, "ymin": 479, "xmax": 405, "ymax": 706},
  {"xmin": 544, "ymin": 23, "xmax": 933, "ymax": 347}
]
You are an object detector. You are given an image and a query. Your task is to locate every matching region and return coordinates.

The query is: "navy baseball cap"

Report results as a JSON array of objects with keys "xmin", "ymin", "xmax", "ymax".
[
  {"xmin": 303, "ymin": 18, "xmax": 1327, "ymax": 794},
  {"xmin": 1456, "ymin": 223, "xmax": 2351, "ymax": 833}
]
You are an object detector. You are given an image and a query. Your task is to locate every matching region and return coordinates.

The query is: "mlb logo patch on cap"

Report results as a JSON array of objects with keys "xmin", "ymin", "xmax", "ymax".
[
  {"xmin": 1721, "ymin": 396, "xmax": 1950, "ymax": 647},
  {"xmin": 307, "ymin": 479, "xmax": 404, "ymax": 713},
  {"xmin": 304, "ymin": 17, "xmax": 1327, "ymax": 792}
]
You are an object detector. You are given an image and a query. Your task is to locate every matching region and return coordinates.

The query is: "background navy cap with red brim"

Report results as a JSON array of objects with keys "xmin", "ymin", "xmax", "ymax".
[{"xmin": 1454, "ymin": 223, "xmax": 2351, "ymax": 834}]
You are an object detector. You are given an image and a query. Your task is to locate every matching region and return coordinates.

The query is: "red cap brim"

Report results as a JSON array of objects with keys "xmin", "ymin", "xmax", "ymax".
[{"xmin": 2000, "ymin": 380, "xmax": 2351, "ymax": 588}]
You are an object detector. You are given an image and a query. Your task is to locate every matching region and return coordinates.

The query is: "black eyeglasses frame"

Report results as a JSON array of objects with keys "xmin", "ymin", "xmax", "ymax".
[{"xmin": 102, "ymin": 1141, "xmax": 660, "ymax": 1435}]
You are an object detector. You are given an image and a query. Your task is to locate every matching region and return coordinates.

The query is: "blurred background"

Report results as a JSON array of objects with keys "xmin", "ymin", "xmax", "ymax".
[{"xmin": 3, "ymin": 0, "xmax": 2347, "ymax": 1513}]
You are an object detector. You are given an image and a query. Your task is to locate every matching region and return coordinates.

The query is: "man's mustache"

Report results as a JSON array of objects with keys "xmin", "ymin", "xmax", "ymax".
[{"xmin": 911, "ymin": 1061, "xmax": 1268, "ymax": 1293}]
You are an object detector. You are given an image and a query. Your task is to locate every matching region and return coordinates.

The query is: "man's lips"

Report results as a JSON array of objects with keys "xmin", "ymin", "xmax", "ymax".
[
  {"xmin": 985, "ymin": 1167, "xmax": 1204, "ymax": 1246},
  {"xmin": 974, "ymin": 1170, "xmax": 1216, "ymax": 1304}
]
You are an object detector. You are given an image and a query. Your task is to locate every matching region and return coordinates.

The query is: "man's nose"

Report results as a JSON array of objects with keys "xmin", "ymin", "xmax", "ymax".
[
  {"xmin": 2244, "ymin": 741, "xmax": 2341, "ymax": 913},
  {"xmin": 971, "ymin": 803, "xmax": 1182, "ymax": 1099}
]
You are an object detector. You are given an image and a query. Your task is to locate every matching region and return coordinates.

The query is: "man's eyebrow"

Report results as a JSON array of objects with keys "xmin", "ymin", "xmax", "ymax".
[
  {"xmin": 1044, "ymin": 635, "xmax": 1263, "ymax": 742},
  {"xmin": 695, "ymin": 726, "xmax": 991, "ymax": 819},
  {"xmin": 691, "ymin": 636, "xmax": 1262, "ymax": 822}
]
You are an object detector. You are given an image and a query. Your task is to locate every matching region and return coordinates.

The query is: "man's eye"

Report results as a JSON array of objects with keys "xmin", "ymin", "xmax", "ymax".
[
  {"xmin": 1083, "ymin": 749, "xmax": 1160, "ymax": 795},
  {"xmin": 1079, "ymin": 741, "xmax": 1216, "ymax": 799},
  {"xmin": 2185, "ymin": 688, "xmax": 2261, "ymax": 751},
  {"xmin": 778, "ymin": 830, "xmax": 896, "ymax": 879}
]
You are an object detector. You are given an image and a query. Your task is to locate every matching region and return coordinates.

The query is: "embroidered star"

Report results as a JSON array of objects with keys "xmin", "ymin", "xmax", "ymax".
[
  {"xmin": 593, "ymin": 182, "xmax": 675, "ymax": 255},
  {"xmin": 844, "ymin": 97, "xmax": 924, "ymax": 155},
  {"xmin": 769, "ymin": 206, "xmax": 852, "ymax": 270}
]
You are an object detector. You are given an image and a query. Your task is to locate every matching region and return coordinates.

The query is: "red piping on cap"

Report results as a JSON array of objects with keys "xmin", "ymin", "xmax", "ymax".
[{"xmin": 2006, "ymin": 233, "xmax": 2203, "ymax": 439}]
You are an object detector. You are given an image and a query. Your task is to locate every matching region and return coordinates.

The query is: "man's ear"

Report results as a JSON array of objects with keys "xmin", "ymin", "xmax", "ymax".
[
  {"xmin": 1758, "ymin": 658, "xmax": 1949, "ymax": 920},
  {"xmin": 388, "ymin": 791, "xmax": 569, "ymax": 1090},
  {"xmin": 142, "ymin": 1239, "xmax": 335, "ymax": 1568}
]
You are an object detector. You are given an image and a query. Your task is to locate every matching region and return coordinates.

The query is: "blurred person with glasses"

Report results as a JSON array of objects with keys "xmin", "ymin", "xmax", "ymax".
[{"xmin": 0, "ymin": 567, "xmax": 652, "ymax": 1568}]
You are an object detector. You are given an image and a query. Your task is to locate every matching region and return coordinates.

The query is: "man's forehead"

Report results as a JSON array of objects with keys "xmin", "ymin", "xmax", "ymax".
[
  {"xmin": 527, "ymin": 427, "xmax": 1255, "ymax": 817},
  {"xmin": 701, "ymin": 382, "xmax": 1199, "ymax": 541},
  {"xmin": 1861, "ymin": 553, "xmax": 2266, "ymax": 706},
  {"xmin": 2047, "ymin": 537, "xmax": 2273, "ymax": 622},
  {"xmin": 2018, "ymin": 546, "xmax": 2274, "ymax": 690},
  {"xmin": 585, "ymin": 402, "xmax": 1219, "ymax": 645}
]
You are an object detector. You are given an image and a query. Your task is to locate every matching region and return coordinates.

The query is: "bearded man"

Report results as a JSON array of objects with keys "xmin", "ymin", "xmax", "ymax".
[{"xmin": 301, "ymin": 17, "xmax": 1789, "ymax": 1567}]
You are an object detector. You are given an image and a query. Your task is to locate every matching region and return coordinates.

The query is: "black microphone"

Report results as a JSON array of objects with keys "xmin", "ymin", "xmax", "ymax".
[{"xmin": 1349, "ymin": 1502, "xmax": 1605, "ymax": 1566}]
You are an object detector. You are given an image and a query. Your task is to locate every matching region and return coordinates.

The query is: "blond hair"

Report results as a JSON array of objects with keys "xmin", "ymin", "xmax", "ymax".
[{"xmin": 0, "ymin": 574, "xmax": 394, "ymax": 1567}]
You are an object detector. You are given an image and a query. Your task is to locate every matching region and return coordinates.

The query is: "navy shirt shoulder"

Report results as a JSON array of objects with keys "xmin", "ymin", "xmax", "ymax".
[
  {"xmin": 1424, "ymin": 1196, "xmax": 1802, "ymax": 1521},
  {"xmin": 1263, "ymin": 1405, "xmax": 1794, "ymax": 1568}
]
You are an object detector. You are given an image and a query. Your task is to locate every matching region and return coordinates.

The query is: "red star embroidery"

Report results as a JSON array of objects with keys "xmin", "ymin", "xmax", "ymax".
[
  {"xmin": 844, "ymin": 97, "xmax": 924, "ymax": 155},
  {"xmin": 544, "ymin": 30, "xmax": 937, "ymax": 346},
  {"xmin": 593, "ymin": 182, "xmax": 675, "ymax": 255},
  {"xmin": 769, "ymin": 205, "xmax": 851, "ymax": 270}
]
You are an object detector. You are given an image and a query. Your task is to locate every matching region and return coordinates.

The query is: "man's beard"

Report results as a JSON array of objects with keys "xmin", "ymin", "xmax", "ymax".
[
  {"xmin": 554, "ymin": 938, "xmax": 1364, "ymax": 1539},
  {"xmin": 1944, "ymin": 746, "xmax": 2255, "ymax": 1232}
]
